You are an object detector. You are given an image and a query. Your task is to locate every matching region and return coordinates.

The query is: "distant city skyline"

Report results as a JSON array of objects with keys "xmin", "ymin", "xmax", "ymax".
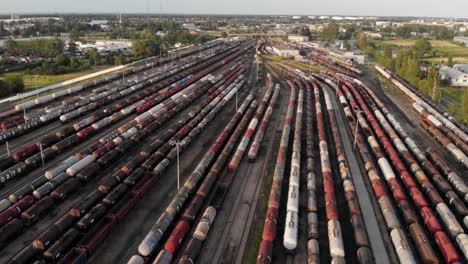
[{"xmin": 1, "ymin": 0, "xmax": 468, "ymax": 19}]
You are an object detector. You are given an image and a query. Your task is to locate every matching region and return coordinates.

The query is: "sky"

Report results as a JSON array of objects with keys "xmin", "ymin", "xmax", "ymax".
[{"xmin": 1, "ymin": 0, "xmax": 468, "ymax": 18}]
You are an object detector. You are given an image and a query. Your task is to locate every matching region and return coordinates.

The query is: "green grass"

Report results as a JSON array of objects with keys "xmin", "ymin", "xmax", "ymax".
[
  {"xmin": 378, "ymin": 39, "xmax": 468, "ymax": 64},
  {"xmin": 380, "ymin": 39, "xmax": 460, "ymax": 47},
  {"xmin": 442, "ymin": 87, "xmax": 465, "ymax": 101},
  {"xmin": 439, "ymin": 87, "xmax": 467, "ymax": 121},
  {"xmin": 264, "ymin": 55, "xmax": 284, "ymax": 62},
  {"xmin": 0, "ymin": 65, "xmax": 113, "ymax": 91},
  {"xmin": 0, "ymin": 65, "xmax": 132, "ymax": 103}
]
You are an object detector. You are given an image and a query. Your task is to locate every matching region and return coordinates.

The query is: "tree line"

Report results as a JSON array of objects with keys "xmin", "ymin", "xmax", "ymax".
[
  {"xmin": 6, "ymin": 38, "xmax": 65, "ymax": 57},
  {"xmin": 0, "ymin": 74, "xmax": 24, "ymax": 98},
  {"xmin": 359, "ymin": 37, "xmax": 468, "ymax": 123}
]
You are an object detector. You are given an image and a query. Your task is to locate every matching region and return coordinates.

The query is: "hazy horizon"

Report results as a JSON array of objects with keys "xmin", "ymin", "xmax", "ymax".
[{"xmin": 1, "ymin": 0, "xmax": 467, "ymax": 19}]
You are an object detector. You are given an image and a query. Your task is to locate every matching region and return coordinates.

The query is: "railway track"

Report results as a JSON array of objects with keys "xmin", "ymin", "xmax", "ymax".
[
  {"xmin": 0, "ymin": 40, "xmax": 256, "ymax": 261},
  {"xmin": 203, "ymin": 78, "xmax": 288, "ymax": 264}
]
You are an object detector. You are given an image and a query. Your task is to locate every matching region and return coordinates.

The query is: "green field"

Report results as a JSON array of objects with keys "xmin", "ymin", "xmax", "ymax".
[
  {"xmin": 378, "ymin": 39, "xmax": 468, "ymax": 64},
  {"xmin": 439, "ymin": 87, "xmax": 467, "ymax": 120},
  {"xmin": 0, "ymin": 65, "xmax": 113, "ymax": 91}
]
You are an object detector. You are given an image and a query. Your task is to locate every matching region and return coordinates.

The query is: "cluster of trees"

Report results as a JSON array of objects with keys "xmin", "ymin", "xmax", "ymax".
[
  {"xmin": 31, "ymin": 54, "xmax": 90, "ymax": 75},
  {"xmin": 366, "ymin": 38, "xmax": 467, "ymax": 122},
  {"xmin": 320, "ymin": 23, "xmax": 365, "ymax": 42},
  {"xmin": 380, "ymin": 24, "xmax": 454, "ymax": 40},
  {"xmin": 0, "ymin": 18, "xmax": 103, "ymax": 38},
  {"xmin": 132, "ymin": 38, "xmax": 161, "ymax": 58},
  {"xmin": 6, "ymin": 38, "xmax": 64, "ymax": 57},
  {"xmin": 0, "ymin": 74, "xmax": 25, "ymax": 97},
  {"xmin": 131, "ymin": 30, "xmax": 216, "ymax": 59},
  {"xmin": 320, "ymin": 23, "xmax": 339, "ymax": 43},
  {"xmin": 289, "ymin": 26, "xmax": 312, "ymax": 37},
  {"xmin": 365, "ymin": 39, "xmax": 441, "ymax": 100},
  {"xmin": 339, "ymin": 23, "xmax": 361, "ymax": 40}
]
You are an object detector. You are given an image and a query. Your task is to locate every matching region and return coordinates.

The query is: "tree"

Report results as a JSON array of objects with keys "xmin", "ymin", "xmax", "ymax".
[
  {"xmin": 343, "ymin": 40, "xmax": 350, "ymax": 50},
  {"xmin": 447, "ymin": 55, "xmax": 454, "ymax": 67},
  {"xmin": 0, "ymin": 22, "xmax": 4, "ymax": 36},
  {"xmin": 0, "ymin": 80, "xmax": 9, "ymax": 97},
  {"xmin": 6, "ymin": 39, "xmax": 19, "ymax": 54},
  {"xmin": 70, "ymin": 28, "xmax": 80, "ymax": 42},
  {"xmin": 70, "ymin": 57, "xmax": 81, "ymax": 69},
  {"xmin": 356, "ymin": 32, "xmax": 368, "ymax": 50},
  {"xmin": 88, "ymin": 48, "xmax": 100, "ymax": 66},
  {"xmin": 55, "ymin": 54, "xmax": 69, "ymax": 66},
  {"xmin": 413, "ymin": 38, "xmax": 432, "ymax": 57},
  {"xmin": 132, "ymin": 39, "xmax": 160, "ymax": 58},
  {"xmin": 68, "ymin": 41, "xmax": 78, "ymax": 54},
  {"xmin": 221, "ymin": 31, "xmax": 228, "ymax": 38},
  {"xmin": 115, "ymin": 55, "xmax": 124, "ymax": 65},
  {"xmin": 320, "ymin": 23, "xmax": 339, "ymax": 42},
  {"xmin": 3, "ymin": 74, "xmax": 24, "ymax": 94},
  {"xmin": 382, "ymin": 46, "xmax": 394, "ymax": 69}
]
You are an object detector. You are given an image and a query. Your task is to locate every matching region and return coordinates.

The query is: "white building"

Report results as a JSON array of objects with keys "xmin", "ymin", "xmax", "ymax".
[
  {"xmin": 365, "ymin": 32, "xmax": 382, "ymax": 38},
  {"xmin": 288, "ymin": 35, "xmax": 309, "ymax": 42},
  {"xmin": 439, "ymin": 65, "xmax": 468, "ymax": 87},
  {"xmin": 89, "ymin": 20, "xmax": 110, "ymax": 31},
  {"xmin": 182, "ymin": 23, "xmax": 198, "ymax": 31},
  {"xmin": 272, "ymin": 45, "xmax": 300, "ymax": 58},
  {"xmin": 329, "ymin": 50, "xmax": 366, "ymax": 65},
  {"xmin": 77, "ymin": 39, "xmax": 133, "ymax": 55},
  {"xmin": 454, "ymin": 64, "xmax": 468, "ymax": 73},
  {"xmin": 454, "ymin": 36, "xmax": 468, "ymax": 47}
]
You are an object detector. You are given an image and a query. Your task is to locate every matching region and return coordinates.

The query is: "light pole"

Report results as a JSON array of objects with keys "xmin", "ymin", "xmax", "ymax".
[
  {"xmin": 159, "ymin": 46, "xmax": 163, "ymax": 67},
  {"xmin": 353, "ymin": 110, "xmax": 362, "ymax": 150},
  {"xmin": 35, "ymin": 75, "xmax": 39, "ymax": 99},
  {"xmin": 6, "ymin": 141, "xmax": 10, "ymax": 157},
  {"xmin": 39, "ymin": 143, "xmax": 45, "ymax": 167},
  {"xmin": 235, "ymin": 88, "xmax": 238, "ymax": 111},
  {"xmin": 169, "ymin": 139, "xmax": 181, "ymax": 190}
]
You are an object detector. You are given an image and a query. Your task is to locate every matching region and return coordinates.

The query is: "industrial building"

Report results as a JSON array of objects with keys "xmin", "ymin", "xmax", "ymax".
[
  {"xmin": 288, "ymin": 35, "xmax": 309, "ymax": 42},
  {"xmin": 76, "ymin": 39, "xmax": 133, "ymax": 55},
  {"xmin": 439, "ymin": 65, "xmax": 468, "ymax": 86},
  {"xmin": 454, "ymin": 36, "xmax": 468, "ymax": 47},
  {"xmin": 454, "ymin": 64, "xmax": 468, "ymax": 73},
  {"xmin": 272, "ymin": 45, "xmax": 300, "ymax": 58}
]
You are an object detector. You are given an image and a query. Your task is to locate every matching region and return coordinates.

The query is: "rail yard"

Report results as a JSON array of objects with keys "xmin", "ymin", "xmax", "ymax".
[{"xmin": 0, "ymin": 37, "xmax": 467, "ymax": 264}]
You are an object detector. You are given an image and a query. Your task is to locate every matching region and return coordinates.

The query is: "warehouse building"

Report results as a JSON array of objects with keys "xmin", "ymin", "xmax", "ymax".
[
  {"xmin": 439, "ymin": 65, "xmax": 468, "ymax": 87},
  {"xmin": 272, "ymin": 45, "xmax": 300, "ymax": 58},
  {"xmin": 288, "ymin": 35, "xmax": 309, "ymax": 42},
  {"xmin": 454, "ymin": 36, "xmax": 468, "ymax": 47}
]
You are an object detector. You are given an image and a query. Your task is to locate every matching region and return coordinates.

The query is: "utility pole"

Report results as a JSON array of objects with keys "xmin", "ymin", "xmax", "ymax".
[
  {"xmin": 39, "ymin": 144, "xmax": 45, "ymax": 167},
  {"xmin": 35, "ymin": 75, "xmax": 38, "ymax": 99},
  {"xmin": 235, "ymin": 88, "xmax": 238, "ymax": 111},
  {"xmin": 169, "ymin": 140, "xmax": 181, "ymax": 190},
  {"xmin": 160, "ymin": 46, "xmax": 163, "ymax": 67},
  {"xmin": 6, "ymin": 141, "xmax": 10, "ymax": 157},
  {"xmin": 353, "ymin": 111, "xmax": 361, "ymax": 150}
]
